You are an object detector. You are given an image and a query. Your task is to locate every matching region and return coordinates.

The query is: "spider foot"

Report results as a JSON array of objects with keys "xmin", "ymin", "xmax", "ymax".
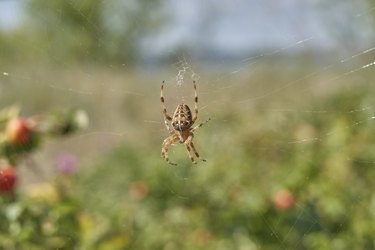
[
  {"xmin": 162, "ymin": 156, "xmax": 177, "ymax": 166},
  {"xmin": 161, "ymin": 153, "xmax": 176, "ymax": 165},
  {"xmin": 189, "ymin": 157, "xmax": 197, "ymax": 164},
  {"xmin": 169, "ymin": 162, "xmax": 177, "ymax": 166},
  {"xmin": 162, "ymin": 158, "xmax": 177, "ymax": 166}
]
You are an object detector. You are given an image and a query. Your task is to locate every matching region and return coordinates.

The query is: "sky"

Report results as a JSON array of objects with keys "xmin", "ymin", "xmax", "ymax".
[
  {"xmin": 142, "ymin": 0, "xmax": 373, "ymax": 60},
  {"xmin": 0, "ymin": 0, "xmax": 373, "ymax": 60},
  {"xmin": 0, "ymin": 0, "xmax": 24, "ymax": 30}
]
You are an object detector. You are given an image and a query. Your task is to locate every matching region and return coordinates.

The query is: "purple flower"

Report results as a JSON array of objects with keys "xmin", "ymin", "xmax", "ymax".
[{"xmin": 56, "ymin": 152, "xmax": 78, "ymax": 175}]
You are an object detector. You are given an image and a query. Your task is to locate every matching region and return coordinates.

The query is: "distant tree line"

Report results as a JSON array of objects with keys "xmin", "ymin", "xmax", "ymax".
[{"xmin": 0, "ymin": 0, "xmax": 164, "ymax": 64}]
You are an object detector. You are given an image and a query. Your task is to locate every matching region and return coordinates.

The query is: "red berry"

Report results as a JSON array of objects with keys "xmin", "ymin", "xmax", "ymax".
[
  {"xmin": 273, "ymin": 189, "xmax": 295, "ymax": 211},
  {"xmin": 0, "ymin": 167, "xmax": 17, "ymax": 193},
  {"xmin": 6, "ymin": 117, "xmax": 31, "ymax": 145}
]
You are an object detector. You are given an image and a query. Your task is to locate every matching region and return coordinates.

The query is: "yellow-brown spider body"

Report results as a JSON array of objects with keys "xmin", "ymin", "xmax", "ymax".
[
  {"xmin": 160, "ymin": 81, "xmax": 210, "ymax": 165},
  {"xmin": 172, "ymin": 104, "xmax": 192, "ymax": 132}
]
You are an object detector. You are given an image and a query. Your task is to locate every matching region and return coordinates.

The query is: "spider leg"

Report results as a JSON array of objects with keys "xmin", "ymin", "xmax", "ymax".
[
  {"xmin": 190, "ymin": 141, "xmax": 206, "ymax": 162},
  {"xmin": 185, "ymin": 142, "xmax": 197, "ymax": 164},
  {"xmin": 185, "ymin": 134, "xmax": 205, "ymax": 164},
  {"xmin": 191, "ymin": 117, "xmax": 211, "ymax": 133},
  {"xmin": 161, "ymin": 82, "xmax": 172, "ymax": 123},
  {"xmin": 164, "ymin": 120, "xmax": 173, "ymax": 133},
  {"xmin": 161, "ymin": 134, "xmax": 179, "ymax": 165},
  {"xmin": 191, "ymin": 81, "xmax": 199, "ymax": 124}
]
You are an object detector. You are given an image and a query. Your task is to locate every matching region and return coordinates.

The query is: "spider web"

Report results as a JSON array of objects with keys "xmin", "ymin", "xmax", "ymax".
[
  {"xmin": 161, "ymin": 50, "xmax": 375, "ymax": 249},
  {"xmin": 1, "ymin": 0, "xmax": 375, "ymax": 248},
  {"xmin": 147, "ymin": 1, "xmax": 375, "ymax": 246}
]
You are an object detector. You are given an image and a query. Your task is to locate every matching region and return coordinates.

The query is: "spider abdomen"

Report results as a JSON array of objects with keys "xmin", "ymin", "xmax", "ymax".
[{"xmin": 172, "ymin": 104, "xmax": 192, "ymax": 131}]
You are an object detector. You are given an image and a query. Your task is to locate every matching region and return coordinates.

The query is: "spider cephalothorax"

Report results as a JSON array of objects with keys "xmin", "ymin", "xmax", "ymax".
[{"xmin": 160, "ymin": 81, "xmax": 210, "ymax": 165}]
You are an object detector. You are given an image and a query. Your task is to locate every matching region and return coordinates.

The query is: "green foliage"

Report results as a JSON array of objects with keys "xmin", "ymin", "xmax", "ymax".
[
  {"xmin": 2, "ymin": 0, "xmax": 164, "ymax": 64},
  {"xmin": 75, "ymin": 80, "xmax": 375, "ymax": 249},
  {"xmin": 0, "ymin": 190, "xmax": 80, "ymax": 250},
  {"xmin": 1, "ymin": 66, "xmax": 375, "ymax": 249},
  {"xmin": 0, "ymin": 106, "xmax": 89, "ymax": 249}
]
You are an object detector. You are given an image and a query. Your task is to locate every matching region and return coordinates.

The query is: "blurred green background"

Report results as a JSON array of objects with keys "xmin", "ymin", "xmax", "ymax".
[{"xmin": 1, "ymin": 0, "xmax": 375, "ymax": 249}]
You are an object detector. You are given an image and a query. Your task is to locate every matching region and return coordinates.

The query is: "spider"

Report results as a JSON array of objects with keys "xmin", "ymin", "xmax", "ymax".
[{"xmin": 160, "ymin": 80, "xmax": 210, "ymax": 165}]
